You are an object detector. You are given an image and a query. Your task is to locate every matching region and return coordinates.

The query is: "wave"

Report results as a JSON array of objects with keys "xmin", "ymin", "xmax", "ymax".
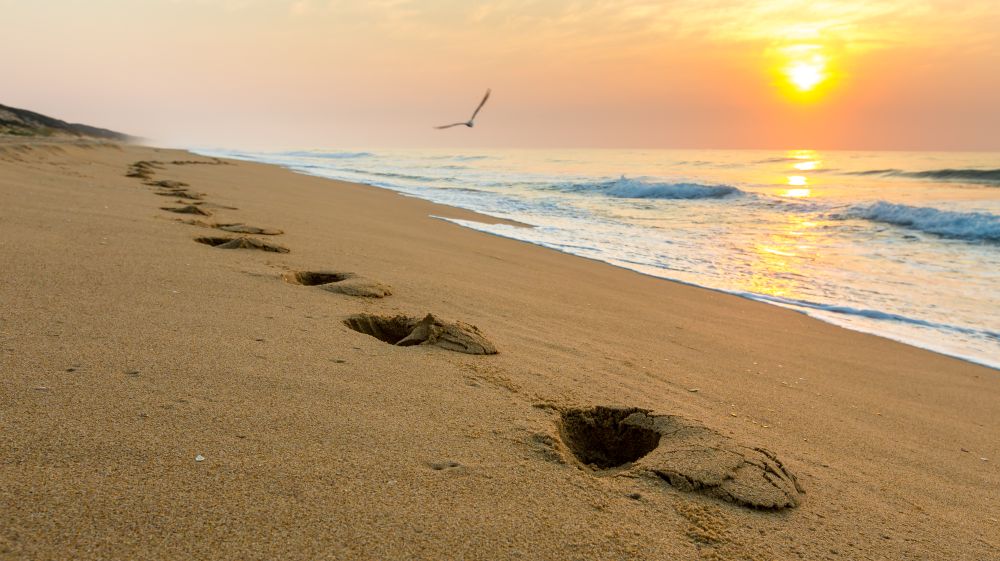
[
  {"xmin": 836, "ymin": 201, "xmax": 1000, "ymax": 242},
  {"xmin": 756, "ymin": 157, "xmax": 804, "ymax": 164},
  {"xmin": 280, "ymin": 150, "xmax": 375, "ymax": 159},
  {"xmin": 742, "ymin": 293, "xmax": 999, "ymax": 339},
  {"xmin": 565, "ymin": 176, "xmax": 742, "ymax": 200},
  {"xmin": 336, "ymin": 167, "xmax": 454, "ymax": 183},
  {"xmin": 845, "ymin": 167, "xmax": 1000, "ymax": 184},
  {"xmin": 426, "ymin": 154, "xmax": 491, "ymax": 161}
]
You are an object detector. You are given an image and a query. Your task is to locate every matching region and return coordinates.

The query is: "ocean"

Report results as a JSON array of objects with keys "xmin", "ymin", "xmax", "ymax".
[{"xmin": 198, "ymin": 147, "xmax": 1000, "ymax": 369}]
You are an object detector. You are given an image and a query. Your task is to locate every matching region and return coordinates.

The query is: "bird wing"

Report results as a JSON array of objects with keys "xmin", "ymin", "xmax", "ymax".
[
  {"xmin": 469, "ymin": 88, "xmax": 491, "ymax": 121},
  {"xmin": 434, "ymin": 122, "xmax": 468, "ymax": 129}
]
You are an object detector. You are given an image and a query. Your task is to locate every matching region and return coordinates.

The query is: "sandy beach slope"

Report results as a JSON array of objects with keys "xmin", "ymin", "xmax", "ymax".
[{"xmin": 1, "ymin": 140, "xmax": 997, "ymax": 560}]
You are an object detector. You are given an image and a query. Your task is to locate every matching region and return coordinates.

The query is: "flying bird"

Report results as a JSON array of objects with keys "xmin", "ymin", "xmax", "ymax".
[{"xmin": 435, "ymin": 89, "xmax": 491, "ymax": 129}]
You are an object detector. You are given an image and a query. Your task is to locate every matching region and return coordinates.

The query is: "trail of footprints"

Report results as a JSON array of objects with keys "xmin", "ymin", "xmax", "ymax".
[{"xmin": 126, "ymin": 159, "xmax": 805, "ymax": 512}]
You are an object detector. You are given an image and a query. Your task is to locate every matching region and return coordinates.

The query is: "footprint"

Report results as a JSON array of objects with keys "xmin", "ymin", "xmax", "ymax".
[
  {"xmin": 191, "ymin": 201, "xmax": 239, "ymax": 211},
  {"xmin": 175, "ymin": 219, "xmax": 283, "ymax": 236},
  {"xmin": 556, "ymin": 406, "xmax": 803, "ymax": 509},
  {"xmin": 216, "ymin": 223, "xmax": 283, "ymax": 235},
  {"xmin": 154, "ymin": 189, "xmax": 204, "ymax": 200},
  {"xmin": 343, "ymin": 313, "xmax": 497, "ymax": 354},
  {"xmin": 126, "ymin": 160, "xmax": 162, "ymax": 179},
  {"xmin": 163, "ymin": 205, "xmax": 212, "ymax": 216},
  {"xmin": 283, "ymin": 270, "xmax": 391, "ymax": 298},
  {"xmin": 147, "ymin": 179, "xmax": 189, "ymax": 189},
  {"xmin": 283, "ymin": 271, "xmax": 354, "ymax": 286},
  {"xmin": 176, "ymin": 218, "xmax": 215, "ymax": 228},
  {"xmin": 195, "ymin": 236, "xmax": 290, "ymax": 253}
]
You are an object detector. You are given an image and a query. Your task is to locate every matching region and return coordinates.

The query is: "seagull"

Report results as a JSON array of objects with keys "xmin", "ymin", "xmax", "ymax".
[{"xmin": 435, "ymin": 89, "xmax": 491, "ymax": 129}]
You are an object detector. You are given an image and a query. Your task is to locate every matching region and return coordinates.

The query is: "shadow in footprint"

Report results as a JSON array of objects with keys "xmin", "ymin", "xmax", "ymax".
[
  {"xmin": 176, "ymin": 219, "xmax": 283, "ymax": 236},
  {"xmin": 217, "ymin": 224, "xmax": 283, "ymax": 235},
  {"xmin": 283, "ymin": 271, "xmax": 354, "ymax": 286},
  {"xmin": 344, "ymin": 313, "xmax": 496, "ymax": 354},
  {"xmin": 147, "ymin": 179, "xmax": 188, "ymax": 189},
  {"xmin": 195, "ymin": 236, "xmax": 290, "ymax": 253},
  {"xmin": 284, "ymin": 270, "xmax": 391, "ymax": 298},
  {"xmin": 163, "ymin": 205, "xmax": 212, "ymax": 216},
  {"xmin": 557, "ymin": 406, "xmax": 803, "ymax": 510},
  {"xmin": 560, "ymin": 408, "xmax": 661, "ymax": 469},
  {"xmin": 155, "ymin": 189, "xmax": 203, "ymax": 200}
]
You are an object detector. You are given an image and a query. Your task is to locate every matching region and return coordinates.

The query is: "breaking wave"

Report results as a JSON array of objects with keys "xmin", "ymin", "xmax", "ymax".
[
  {"xmin": 565, "ymin": 177, "xmax": 742, "ymax": 200},
  {"xmin": 838, "ymin": 201, "xmax": 1000, "ymax": 242},
  {"xmin": 846, "ymin": 168, "xmax": 1000, "ymax": 184}
]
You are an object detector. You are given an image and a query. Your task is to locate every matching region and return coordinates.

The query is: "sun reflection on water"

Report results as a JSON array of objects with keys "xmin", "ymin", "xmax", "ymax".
[
  {"xmin": 778, "ymin": 150, "xmax": 821, "ymax": 197},
  {"xmin": 746, "ymin": 216, "xmax": 819, "ymax": 298}
]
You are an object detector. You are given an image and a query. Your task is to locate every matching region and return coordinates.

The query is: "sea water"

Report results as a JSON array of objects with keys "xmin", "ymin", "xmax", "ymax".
[{"xmin": 199, "ymin": 147, "xmax": 1000, "ymax": 369}]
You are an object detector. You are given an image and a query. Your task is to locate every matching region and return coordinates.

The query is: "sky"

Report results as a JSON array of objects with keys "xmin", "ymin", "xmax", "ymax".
[{"xmin": 2, "ymin": 0, "xmax": 999, "ymax": 150}]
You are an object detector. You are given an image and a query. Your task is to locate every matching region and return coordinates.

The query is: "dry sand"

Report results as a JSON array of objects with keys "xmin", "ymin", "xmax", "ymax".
[{"xmin": 1, "ymin": 139, "xmax": 997, "ymax": 560}]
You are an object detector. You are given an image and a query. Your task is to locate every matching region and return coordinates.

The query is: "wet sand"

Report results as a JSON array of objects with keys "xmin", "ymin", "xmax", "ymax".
[{"xmin": 1, "ymin": 140, "xmax": 997, "ymax": 560}]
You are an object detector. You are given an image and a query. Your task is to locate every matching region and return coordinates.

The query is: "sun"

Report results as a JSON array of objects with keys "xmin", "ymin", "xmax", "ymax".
[
  {"xmin": 776, "ymin": 43, "xmax": 831, "ymax": 97},
  {"xmin": 786, "ymin": 60, "xmax": 825, "ymax": 91}
]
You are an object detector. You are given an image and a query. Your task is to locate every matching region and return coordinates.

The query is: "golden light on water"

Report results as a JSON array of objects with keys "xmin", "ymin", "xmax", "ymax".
[
  {"xmin": 788, "ymin": 149, "xmax": 817, "ymax": 159},
  {"xmin": 780, "ymin": 151, "xmax": 818, "ymax": 197},
  {"xmin": 746, "ymin": 216, "xmax": 819, "ymax": 298}
]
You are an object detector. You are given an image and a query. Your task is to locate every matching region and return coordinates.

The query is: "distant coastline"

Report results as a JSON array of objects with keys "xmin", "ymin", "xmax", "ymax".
[{"xmin": 0, "ymin": 103, "xmax": 135, "ymax": 142}]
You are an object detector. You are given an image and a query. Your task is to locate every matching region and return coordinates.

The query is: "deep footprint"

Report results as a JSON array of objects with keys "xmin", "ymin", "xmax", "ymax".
[
  {"xmin": 343, "ymin": 313, "xmax": 496, "ymax": 354},
  {"xmin": 163, "ymin": 205, "xmax": 212, "ymax": 216},
  {"xmin": 283, "ymin": 270, "xmax": 391, "ymax": 298},
  {"xmin": 557, "ymin": 406, "xmax": 803, "ymax": 510},
  {"xmin": 283, "ymin": 271, "xmax": 354, "ymax": 286},
  {"xmin": 195, "ymin": 236, "xmax": 290, "ymax": 253}
]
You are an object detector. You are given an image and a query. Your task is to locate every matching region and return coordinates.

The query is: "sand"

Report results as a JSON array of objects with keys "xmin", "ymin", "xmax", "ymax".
[{"xmin": 0, "ymin": 139, "xmax": 997, "ymax": 560}]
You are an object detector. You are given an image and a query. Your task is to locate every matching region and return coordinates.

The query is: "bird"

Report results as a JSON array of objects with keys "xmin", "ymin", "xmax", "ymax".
[{"xmin": 435, "ymin": 89, "xmax": 491, "ymax": 129}]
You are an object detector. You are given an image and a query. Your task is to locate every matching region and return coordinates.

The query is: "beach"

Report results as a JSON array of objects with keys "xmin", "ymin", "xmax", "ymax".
[{"xmin": 1, "ymin": 139, "xmax": 998, "ymax": 560}]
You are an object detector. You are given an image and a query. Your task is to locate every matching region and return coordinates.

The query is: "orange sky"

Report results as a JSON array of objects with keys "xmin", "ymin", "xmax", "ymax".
[{"xmin": 2, "ymin": 0, "xmax": 999, "ymax": 150}]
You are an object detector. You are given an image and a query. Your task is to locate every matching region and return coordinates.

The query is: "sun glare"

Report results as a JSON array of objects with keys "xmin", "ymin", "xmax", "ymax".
[
  {"xmin": 787, "ymin": 60, "xmax": 825, "ymax": 91},
  {"xmin": 776, "ymin": 43, "xmax": 831, "ymax": 98}
]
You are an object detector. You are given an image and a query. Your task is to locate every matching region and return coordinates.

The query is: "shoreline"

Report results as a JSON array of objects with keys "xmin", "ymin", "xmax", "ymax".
[
  {"xmin": 2, "ymin": 139, "xmax": 997, "ymax": 560},
  {"xmin": 203, "ymin": 148, "xmax": 999, "ymax": 371},
  {"xmin": 435, "ymin": 215, "xmax": 1000, "ymax": 371}
]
